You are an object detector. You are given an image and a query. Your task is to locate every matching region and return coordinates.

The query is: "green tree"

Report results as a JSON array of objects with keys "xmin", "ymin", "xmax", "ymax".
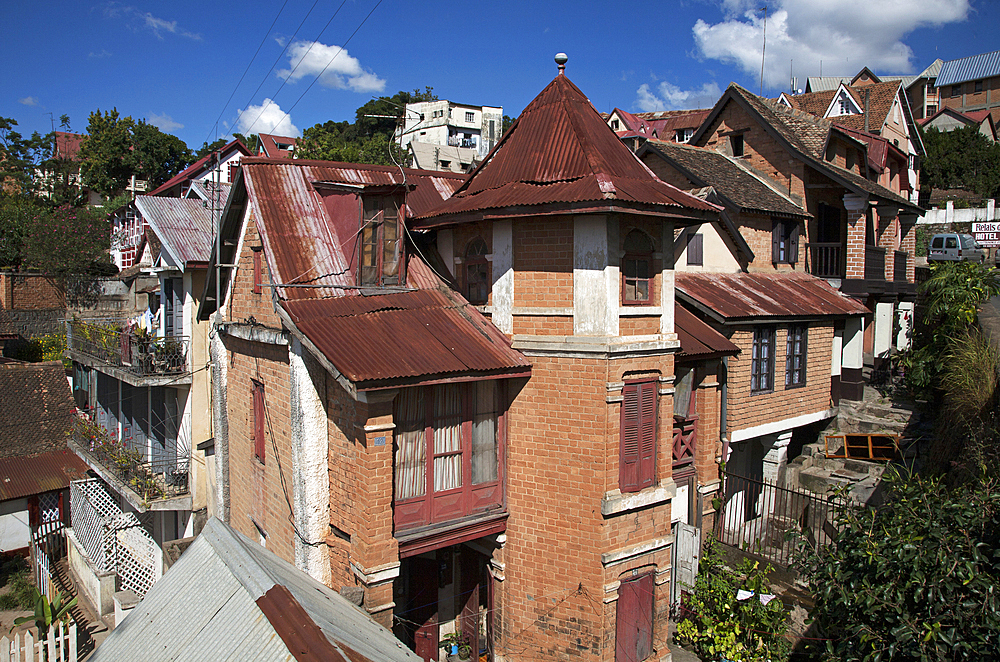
[
  {"xmin": 797, "ymin": 467, "xmax": 1000, "ymax": 661},
  {"xmin": 131, "ymin": 119, "xmax": 191, "ymax": 188},
  {"xmin": 501, "ymin": 114, "xmax": 516, "ymax": 136},
  {"xmin": 921, "ymin": 124, "xmax": 1000, "ymax": 197},
  {"xmin": 195, "ymin": 137, "xmax": 229, "ymax": 160},
  {"xmin": 23, "ymin": 204, "xmax": 113, "ymax": 277},
  {"xmin": 232, "ymin": 132, "xmax": 259, "ymax": 154},
  {"xmin": 0, "ymin": 196, "xmax": 45, "ymax": 268},
  {"xmin": 0, "ymin": 117, "xmax": 59, "ymax": 196}
]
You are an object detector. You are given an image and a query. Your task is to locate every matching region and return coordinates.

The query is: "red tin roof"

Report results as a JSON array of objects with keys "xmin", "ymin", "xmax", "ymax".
[
  {"xmin": 281, "ymin": 289, "xmax": 529, "ymax": 387},
  {"xmin": 677, "ymin": 271, "xmax": 869, "ymax": 322},
  {"xmin": 257, "ymin": 133, "xmax": 298, "ymax": 159},
  {"xmin": 675, "ymin": 305, "xmax": 739, "ymax": 359},
  {"xmin": 54, "ymin": 132, "xmax": 85, "ymax": 161},
  {"xmin": 413, "ymin": 73, "xmax": 720, "ymax": 227},
  {"xmin": 151, "ymin": 138, "xmax": 250, "ymax": 196},
  {"xmin": 0, "ymin": 449, "xmax": 89, "ymax": 502}
]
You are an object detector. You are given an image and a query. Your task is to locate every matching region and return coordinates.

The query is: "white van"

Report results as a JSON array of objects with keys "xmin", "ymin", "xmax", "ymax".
[{"xmin": 928, "ymin": 233, "xmax": 985, "ymax": 263}]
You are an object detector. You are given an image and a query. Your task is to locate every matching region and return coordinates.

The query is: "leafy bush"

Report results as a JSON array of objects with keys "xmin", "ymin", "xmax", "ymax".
[
  {"xmin": 796, "ymin": 467, "xmax": 1000, "ymax": 660},
  {"xmin": 0, "ymin": 560, "xmax": 35, "ymax": 611},
  {"xmin": 675, "ymin": 537, "xmax": 790, "ymax": 661},
  {"xmin": 15, "ymin": 332, "xmax": 68, "ymax": 367},
  {"xmin": 23, "ymin": 204, "xmax": 112, "ymax": 277}
]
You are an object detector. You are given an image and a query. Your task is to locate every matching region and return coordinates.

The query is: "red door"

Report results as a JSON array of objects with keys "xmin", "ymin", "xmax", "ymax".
[
  {"xmin": 414, "ymin": 615, "xmax": 438, "ymax": 661},
  {"xmin": 459, "ymin": 548, "xmax": 481, "ymax": 659},
  {"xmin": 410, "ymin": 557, "xmax": 439, "ymax": 661},
  {"xmin": 616, "ymin": 572, "xmax": 654, "ymax": 662}
]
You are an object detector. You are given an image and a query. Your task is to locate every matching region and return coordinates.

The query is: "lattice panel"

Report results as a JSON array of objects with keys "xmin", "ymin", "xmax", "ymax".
[
  {"xmin": 71, "ymin": 479, "xmax": 120, "ymax": 572},
  {"xmin": 111, "ymin": 513, "xmax": 160, "ymax": 597}
]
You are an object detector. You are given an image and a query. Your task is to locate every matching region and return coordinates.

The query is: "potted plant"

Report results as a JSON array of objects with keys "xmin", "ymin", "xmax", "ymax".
[{"xmin": 439, "ymin": 631, "xmax": 472, "ymax": 661}]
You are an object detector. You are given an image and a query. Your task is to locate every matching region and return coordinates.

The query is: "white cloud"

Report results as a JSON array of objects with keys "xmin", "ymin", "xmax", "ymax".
[
  {"xmin": 18, "ymin": 96, "xmax": 39, "ymax": 107},
  {"xmin": 635, "ymin": 82, "xmax": 723, "ymax": 112},
  {"xmin": 235, "ymin": 99, "xmax": 301, "ymax": 137},
  {"xmin": 277, "ymin": 40, "xmax": 386, "ymax": 93},
  {"xmin": 148, "ymin": 113, "xmax": 183, "ymax": 132},
  {"xmin": 102, "ymin": 3, "xmax": 201, "ymax": 40},
  {"xmin": 88, "ymin": 49, "xmax": 112, "ymax": 59},
  {"xmin": 693, "ymin": 0, "xmax": 971, "ymax": 90}
]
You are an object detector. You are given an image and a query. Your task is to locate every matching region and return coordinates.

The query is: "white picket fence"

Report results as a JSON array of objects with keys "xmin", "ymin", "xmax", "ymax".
[{"xmin": 0, "ymin": 623, "xmax": 77, "ymax": 662}]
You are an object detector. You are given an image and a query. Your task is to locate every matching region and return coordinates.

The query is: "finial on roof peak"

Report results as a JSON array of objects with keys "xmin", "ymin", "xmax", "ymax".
[{"xmin": 555, "ymin": 52, "xmax": 568, "ymax": 75}]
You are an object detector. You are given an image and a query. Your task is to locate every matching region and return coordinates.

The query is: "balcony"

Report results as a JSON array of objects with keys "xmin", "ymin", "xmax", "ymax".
[
  {"xmin": 894, "ymin": 251, "xmax": 909, "ymax": 282},
  {"xmin": 807, "ymin": 242, "xmax": 844, "ymax": 279},
  {"xmin": 865, "ymin": 246, "xmax": 886, "ymax": 282},
  {"xmin": 67, "ymin": 319, "xmax": 190, "ymax": 386},
  {"xmin": 446, "ymin": 136, "xmax": 477, "ymax": 149},
  {"xmin": 68, "ymin": 417, "xmax": 190, "ymax": 512}
]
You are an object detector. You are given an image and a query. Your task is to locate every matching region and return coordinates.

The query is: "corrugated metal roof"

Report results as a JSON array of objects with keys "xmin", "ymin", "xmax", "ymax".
[
  {"xmin": 937, "ymin": 49, "xmax": 1000, "ymax": 87},
  {"xmin": 88, "ymin": 518, "xmax": 421, "ymax": 662},
  {"xmin": 134, "ymin": 196, "xmax": 215, "ymax": 267},
  {"xmin": 675, "ymin": 306, "xmax": 739, "ymax": 359},
  {"xmin": 677, "ymin": 272, "xmax": 869, "ymax": 322},
  {"xmin": 414, "ymin": 73, "xmax": 720, "ymax": 226},
  {"xmin": 151, "ymin": 139, "xmax": 251, "ymax": 196},
  {"xmin": 187, "ymin": 179, "xmax": 232, "ymax": 210},
  {"xmin": 242, "ymin": 159, "xmax": 464, "ymax": 301},
  {"xmin": 281, "ymin": 289, "xmax": 530, "ymax": 387},
  {"xmin": 257, "ymin": 133, "xmax": 297, "ymax": 159},
  {"xmin": 0, "ymin": 450, "xmax": 89, "ymax": 501}
]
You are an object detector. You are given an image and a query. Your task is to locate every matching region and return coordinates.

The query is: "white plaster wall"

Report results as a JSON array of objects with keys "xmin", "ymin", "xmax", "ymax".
[
  {"xmin": 0, "ymin": 499, "xmax": 29, "ymax": 552},
  {"xmin": 574, "ymin": 215, "xmax": 612, "ymax": 336},
  {"xmin": 660, "ymin": 220, "xmax": 675, "ymax": 335},
  {"xmin": 436, "ymin": 229, "xmax": 455, "ymax": 279},
  {"xmin": 674, "ymin": 223, "xmax": 741, "ymax": 273},
  {"xmin": 874, "ymin": 301, "xmax": 893, "ymax": 358},
  {"xmin": 843, "ymin": 317, "xmax": 864, "ymax": 370},
  {"xmin": 492, "ymin": 220, "xmax": 513, "ymax": 334},
  {"xmin": 831, "ymin": 326, "xmax": 843, "ymax": 377}
]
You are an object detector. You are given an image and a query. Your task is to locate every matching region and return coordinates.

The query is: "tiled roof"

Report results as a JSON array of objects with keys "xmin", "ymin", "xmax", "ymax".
[
  {"xmin": 640, "ymin": 140, "xmax": 807, "ymax": 218},
  {"xmin": 832, "ymin": 81, "xmax": 902, "ymax": 132},
  {"xmin": 413, "ymin": 73, "xmax": 720, "ymax": 226},
  {"xmin": 675, "ymin": 305, "xmax": 739, "ymax": 359},
  {"xmin": 0, "ymin": 361, "xmax": 77, "ymax": 459},
  {"xmin": 783, "ymin": 90, "xmax": 838, "ymax": 116},
  {"xmin": 54, "ymin": 132, "xmax": 84, "ymax": 161},
  {"xmin": 937, "ymin": 49, "xmax": 1000, "ymax": 87},
  {"xmin": 134, "ymin": 196, "xmax": 214, "ymax": 267},
  {"xmin": 677, "ymin": 272, "xmax": 870, "ymax": 322}
]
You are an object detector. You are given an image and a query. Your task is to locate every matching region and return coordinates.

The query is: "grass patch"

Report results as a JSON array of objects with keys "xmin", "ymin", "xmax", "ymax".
[{"xmin": 0, "ymin": 558, "xmax": 35, "ymax": 611}]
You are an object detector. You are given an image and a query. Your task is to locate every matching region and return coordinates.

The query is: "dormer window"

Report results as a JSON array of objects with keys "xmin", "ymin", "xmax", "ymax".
[
  {"xmin": 730, "ymin": 133, "xmax": 744, "ymax": 157},
  {"xmin": 622, "ymin": 229, "xmax": 654, "ymax": 305},
  {"xmin": 360, "ymin": 194, "xmax": 403, "ymax": 287},
  {"xmin": 465, "ymin": 238, "xmax": 490, "ymax": 305},
  {"xmin": 611, "ymin": 119, "xmax": 620, "ymax": 130}
]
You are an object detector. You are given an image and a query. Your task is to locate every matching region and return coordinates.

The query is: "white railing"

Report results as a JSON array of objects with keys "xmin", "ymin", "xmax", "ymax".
[
  {"xmin": 69, "ymin": 479, "xmax": 162, "ymax": 597},
  {"xmin": 0, "ymin": 623, "xmax": 77, "ymax": 662},
  {"xmin": 918, "ymin": 199, "xmax": 997, "ymax": 224}
]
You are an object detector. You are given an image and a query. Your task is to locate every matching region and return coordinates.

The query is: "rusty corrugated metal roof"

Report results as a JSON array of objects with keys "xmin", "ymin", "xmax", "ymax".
[
  {"xmin": 150, "ymin": 138, "xmax": 250, "ymax": 196},
  {"xmin": 134, "ymin": 196, "xmax": 214, "ymax": 267},
  {"xmin": 677, "ymin": 271, "xmax": 869, "ymax": 322},
  {"xmin": 242, "ymin": 159, "xmax": 463, "ymax": 301},
  {"xmin": 0, "ymin": 449, "xmax": 89, "ymax": 501},
  {"xmin": 413, "ymin": 73, "xmax": 720, "ymax": 227},
  {"xmin": 675, "ymin": 306, "xmax": 739, "ymax": 359},
  {"xmin": 281, "ymin": 289, "xmax": 530, "ymax": 387}
]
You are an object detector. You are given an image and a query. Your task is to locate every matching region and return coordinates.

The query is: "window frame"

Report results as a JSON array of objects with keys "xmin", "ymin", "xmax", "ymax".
[
  {"xmin": 464, "ymin": 237, "xmax": 490, "ymax": 305},
  {"xmin": 465, "ymin": 111, "xmax": 475, "ymax": 122},
  {"xmin": 621, "ymin": 229, "xmax": 655, "ymax": 306},
  {"xmin": 751, "ymin": 327, "xmax": 776, "ymax": 395},
  {"xmin": 252, "ymin": 247, "xmax": 263, "ymax": 295},
  {"xmin": 252, "ymin": 380, "xmax": 265, "ymax": 463},
  {"xmin": 392, "ymin": 382, "xmax": 506, "ymax": 530},
  {"xmin": 772, "ymin": 219, "xmax": 800, "ymax": 264},
  {"xmin": 785, "ymin": 324, "xmax": 807, "ymax": 388},
  {"xmin": 359, "ymin": 193, "xmax": 405, "ymax": 287},
  {"xmin": 620, "ymin": 380, "xmax": 657, "ymax": 493}
]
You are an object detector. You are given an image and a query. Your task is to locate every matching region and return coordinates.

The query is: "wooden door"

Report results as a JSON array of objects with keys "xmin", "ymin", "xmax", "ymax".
[
  {"xmin": 459, "ymin": 548, "xmax": 481, "ymax": 659},
  {"xmin": 410, "ymin": 557, "xmax": 439, "ymax": 662},
  {"xmin": 616, "ymin": 572, "xmax": 654, "ymax": 662}
]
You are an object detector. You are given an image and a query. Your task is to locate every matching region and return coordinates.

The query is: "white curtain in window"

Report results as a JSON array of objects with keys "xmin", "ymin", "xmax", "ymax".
[
  {"xmin": 394, "ymin": 388, "xmax": 425, "ymax": 500},
  {"xmin": 472, "ymin": 381, "xmax": 498, "ymax": 484},
  {"xmin": 434, "ymin": 385, "xmax": 462, "ymax": 492}
]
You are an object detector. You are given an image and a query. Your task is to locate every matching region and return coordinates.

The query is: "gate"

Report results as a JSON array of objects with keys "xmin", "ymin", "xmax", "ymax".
[
  {"xmin": 715, "ymin": 472, "xmax": 847, "ymax": 567},
  {"xmin": 30, "ymin": 492, "xmax": 66, "ymax": 601}
]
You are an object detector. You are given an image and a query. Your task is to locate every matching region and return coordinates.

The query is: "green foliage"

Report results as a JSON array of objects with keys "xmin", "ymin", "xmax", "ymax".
[
  {"xmin": 914, "ymin": 225, "xmax": 929, "ymax": 257},
  {"xmin": 72, "ymin": 417, "xmax": 164, "ymax": 501},
  {"xmin": 78, "ymin": 109, "xmax": 192, "ymax": 197},
  {"xmin": 195, "ymin": 137, "xmax": 229, "ymax": 160},
  {"xmin": 14, "ymin": 332, "xmax": 68, "ymax": 367},
  {"xmin": 797, "ymin": 467, "xmax": 1000, "ymax": 660},
  {"xmin": 921, "ymin": 124, "xmax": 1000, "ymax": 197},
  {"xmin": 0, "ymin": 196, "xmax": 46, "ymax": 269},
  {"xmin": 23, "ymin": 204, "xmax": 112, "ymax": 277},
  {"xmin": 902, "ymin": 261, "xmax": 1000, "ymax": 395},
  {"xmin": 502, "ymin": 114, "xmax": 516, "ymax": 135},
  {"xmin": 11, "ymin": 588, "xmax": 76, "ymax": 637},
  {"xmin": 674, "ymin": 537, "xmax": 790, "ymax": 661},
  {"xmin": 0, "ymin": 559, "xmax": 35, "ymax": 611}
]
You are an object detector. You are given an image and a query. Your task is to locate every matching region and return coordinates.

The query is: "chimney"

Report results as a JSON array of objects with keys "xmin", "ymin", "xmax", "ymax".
[{"xmin": 555, "ymin": 52, "xmax": 568, "ymax": 75}]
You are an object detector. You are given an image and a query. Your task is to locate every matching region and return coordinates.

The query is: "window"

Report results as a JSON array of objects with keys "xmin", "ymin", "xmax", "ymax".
[
  {"xmin": 616, "ymin": 572, "xmax": 654, "ymax": 662},
  {"xmin": 465, "ymin": 238, "xmax": 490, "ymax": 304},
  {"xmin": 686, "ymin": 232, "xmax": 703, "ymax": 266},
  {"xmin": 952, "ymin": 85, "xmax": 962, "ymax": 98},
  {"xmin": 785, "ymin": 325, "xmax": 807, "ymax": 387},
  {"xmin": 751, "ymin": 327, "xmax": 776, "ymax": 394},
  {"xmin": 252, "ymin": 248, "xmax": 263, "ymax": 295},
  {"xmin": 439, "ymin": 160, "xmax": 451, "ymax": 169},
  {"xmin": 622, "ymin": 230, "xmax": 654, "ymax": 305},
  {"xmin": 465, "ymin": 111, "xmax": 475, "ymax": 122},
  {"xmin": 252, "ymin": 380, "xmax": 265, "ymax": 463},
  {"xmin": 975, "ymin": 80, "xmax": 984, "ymax": 93},
  {"xmin": 611, "ymin": 119, "xmax": 620, "ymax": 130},
  {"xmin": 393, "ymin": 382, "xmax": 504, "ymax": 529},
  {"xmin": 926, "ymin": 104, "xmax": 937, "ymax": 116},
  {"xmin": 359, "ymin": 195, "xmax": 403, "ymax": 286},
  {"xmin": 419, "ymin": 113, "xmax": 425, "ymax": 120},
  {"xmin": 620, "ymin": 381, "xmax": 656, "ymax": 493},
  {"xmin": 675, "ymin": 128, "xmax": 693, "ymax": 143},
  {"xmin": 772, "ymin": 219, "xmax": 799, "ymax": 264},
  {"xmin": 730, "ymin": 133, "xmax": 744, "ymax": 157}
]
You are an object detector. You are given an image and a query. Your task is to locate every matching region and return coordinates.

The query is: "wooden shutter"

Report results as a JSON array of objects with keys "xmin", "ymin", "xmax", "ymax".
[
  {"xmin": 616, "ymin": 572, "xmax": 654, "ymax": 662},
  {"xmin": 621, "ymin": 382, "xmax": 656, "ymax": 493},
  {"xmin": 638, "ymin": 382, "xmax": 656, "ymax": 489},
  {"xmin": 253, "ymin": 249, "xmax": 262, "ymax": 295},
  {"xmin": 687, "ymin": 233, "xmax": 703, "ymax": 266},
  {"xmin": 163, "ymin": 278, "xmax": 173, "ymax": 336},
  {"xmin": 253, "ymin": 380, "xmax": 265, "ymax": 463},
  {"xmin": 771, "ymin": 220, "xmax": 781, "ymax": 262},
  {"xmin": 789, "ymin": 222, "xmax": 800, "ymax": 263}
]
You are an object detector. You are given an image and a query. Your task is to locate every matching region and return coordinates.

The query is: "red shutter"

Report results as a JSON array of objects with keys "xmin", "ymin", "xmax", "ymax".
[
  {"xmin": 638, "ymin": 382, "xmax": 657, "ymax": 489},
  {"xmin": 616, "ymin": 572, "xmax": 654, "ymax": 662},
  {"xmin": 253, "ymin": 249, "xmax": 262, "ymax": 295},
  {"xmin": 253, "ymin": 381, "xmax": 265, "ymax": 462},
  {"xmin": 620, "ymin": 384, "xmax": 641, "ymax": 492}
]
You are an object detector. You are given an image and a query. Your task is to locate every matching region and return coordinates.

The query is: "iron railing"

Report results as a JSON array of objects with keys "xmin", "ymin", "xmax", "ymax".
[
  {"xmin": 894, "ymin": 250, "xmax": 909, "ymax": 282},
  {"xmin": 715, "ymin": 472, "xmax": 849, "ymax": 567},
  {"xmin": 67, "ymin": 319, "xmax": 188, "ymax": 377},
  {"xmin": 807, "ymin": 242, "xmax": 844, "ymax": 278},
  {"xmin": 865, "ymin": 246, "xmax": 886, "ymax": 281},
  {"xmin": 72, "ymin": 428, "xmax": 190, "ymax": 501}
]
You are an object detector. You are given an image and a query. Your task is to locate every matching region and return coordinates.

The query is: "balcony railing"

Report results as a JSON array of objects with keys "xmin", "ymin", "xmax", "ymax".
[
  {"xmin": 67, "ymin": 319, "xmax": 188, "ymax": 377},
  {"xmin": 894, "ymin": 250, "xmax": 909, "ymax": 282},
  {"xmin": 807, "ymin": 242, "xmax": 844, "ymax": 278},
  {"xmin": 446, "ymin": 136, "xmax": 477, "ymax": 149},
  {"xmin": 865, "ymin": 246, "xmax": 886, "ymax": 281}
]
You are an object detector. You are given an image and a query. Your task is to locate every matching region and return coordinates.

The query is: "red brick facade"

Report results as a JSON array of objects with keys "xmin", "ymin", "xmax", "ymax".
[{"xmin": 0, "ymin": 273, "xmax": 66, "ymax": 310}]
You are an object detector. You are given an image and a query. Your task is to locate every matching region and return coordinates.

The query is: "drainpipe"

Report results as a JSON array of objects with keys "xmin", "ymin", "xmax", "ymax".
[{"xmin": 720, "ymin": 356, "xmax": 730, "ymax": 463}]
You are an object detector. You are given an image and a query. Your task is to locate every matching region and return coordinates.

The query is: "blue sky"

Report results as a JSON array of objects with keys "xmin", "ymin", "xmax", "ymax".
[{"xmin": 4, "ymin": 0, "xmax": 1000, "ymax": 151}]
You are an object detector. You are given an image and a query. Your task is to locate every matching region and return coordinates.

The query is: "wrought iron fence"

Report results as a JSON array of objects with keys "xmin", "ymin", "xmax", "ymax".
[
  {"xmin": 715, "ymin": 471, "xmax": 849, "ymax": 567},
  {"xmin": 72, "ymin": 429, "xmax": 189, "ymax": 501},
  {"xmin": 66, "ymin": 319, "xmax": 188, "ymax": 377},
  {"xmin": 807, "ymin": 243, "xmax": 843, "ymax": 278}
]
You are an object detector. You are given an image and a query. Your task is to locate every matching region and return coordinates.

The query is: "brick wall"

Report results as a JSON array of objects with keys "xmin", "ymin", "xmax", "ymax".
[
  {"xmin": 512, "ymin": 315, "xmax": 574, "ymax": 335},
  {"xmin": 227, "ymin": 213, "xmax": 282, "ymax": 329},
  {"xmin": 726, "ymin": 324, "xmax": 834, "ymax": 435},
  {"xmin": 619, "ymin": 316, "xmax": 659, "ymax": 336},
  {"xmin": 0, "ymin": 273, "xmax": 66, "ymax": 310},
  {"xmin": 513, "ymin": 217, "xmax": 574, "ymax": 308}
]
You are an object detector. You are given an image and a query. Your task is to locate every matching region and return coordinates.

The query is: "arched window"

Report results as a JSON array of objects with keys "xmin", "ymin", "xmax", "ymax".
[
  {"xmin": 622, "ymin": 230, "xmax": 653, "ymax": 304},
  {"xmin": 465, "ymin": 238, "xmax": 490, "ymax": 305}
]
